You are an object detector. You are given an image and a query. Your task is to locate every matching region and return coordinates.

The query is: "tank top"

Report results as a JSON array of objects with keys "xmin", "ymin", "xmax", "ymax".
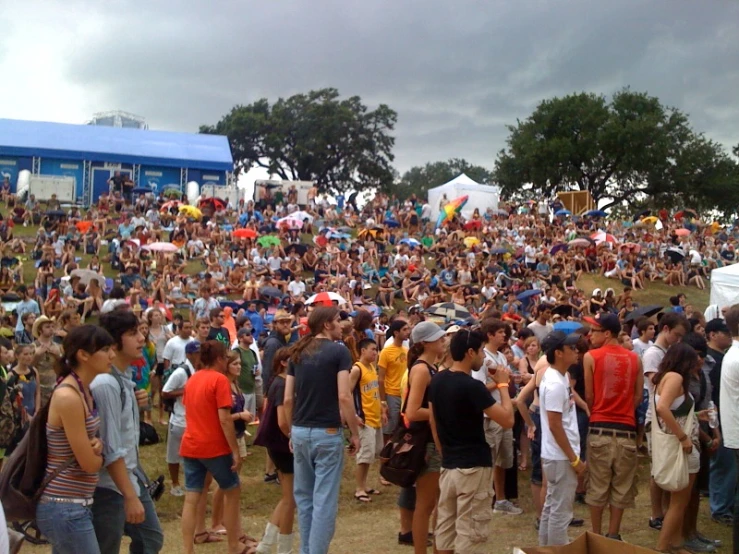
[
  {"xmin": 589, "ymin": 344, "xmax": 640, "ymax": 428},
  {"xmin": 353, "ymin": 361, "xmax": 381, "ymax": 429},
  {"xmin": 44, "ymin": 391, "xmax": 100, "ymax": 499}
]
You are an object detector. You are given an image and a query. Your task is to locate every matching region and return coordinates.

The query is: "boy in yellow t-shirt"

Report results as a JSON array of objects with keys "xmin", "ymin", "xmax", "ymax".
[
  {"xmin": 378, "ymin": 320, "xmax": 411, "ymax": 441},
  {"xmin": 350, "ymin": 339, "xmax": 387, "ymax": 502}
]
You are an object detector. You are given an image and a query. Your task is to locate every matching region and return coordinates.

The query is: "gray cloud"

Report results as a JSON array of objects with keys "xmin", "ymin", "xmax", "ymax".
[{"xmin": 56, "ymin": 0, "xmax": 739, "ymax": 172}]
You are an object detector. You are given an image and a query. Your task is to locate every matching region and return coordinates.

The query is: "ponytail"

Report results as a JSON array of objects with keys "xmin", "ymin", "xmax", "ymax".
[{"xmin": 407, "ymin": 341, "xmax": 425, "ymax": 369}]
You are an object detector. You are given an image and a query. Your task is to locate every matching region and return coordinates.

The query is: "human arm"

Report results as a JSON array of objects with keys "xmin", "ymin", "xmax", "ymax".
[
  {"xmin": 429, "ymin": 401, "xmax": 442, "ymax": 456},
  {"xmin": 483, "ymin": 366, "xmax": 514, "ymax": 428},
  {"xmin": 54, "ymin": 389, "xmax": 103, "ymax": 473},
  {"xmin": 547, "ymin": 409, "xmax": 586, "ymax": 475},
  {"xmin": 338, "ymin": 368, "xmax": 360, "ymax": 452},
  {"xmin": 583, "ymin": 352, "xmax": 595, "ymax": 410},
  {"xmin": 283, "ymin": 374, "xmax": 295, "ymax": 434},
  {"xmin": 161, "ymin": 368, "xmax": 186, "ymax": 399},
  {"xmin": 217, "ymin": 397, "xmax": 241, "ymax": 472},
  {"xmin": 377, "ymin": 363, "xmax": 387, "ymax": 401},
  {"xmin": 655, "ymin": 374, "xmax": 693, "ymax": 453},
  {"xmin": 634, "ymin": 358, "xmax": 645, "ymax": 409},
  {"xmin": 405, "ymin": 364, "xmax": 432, "ymax": 422}
]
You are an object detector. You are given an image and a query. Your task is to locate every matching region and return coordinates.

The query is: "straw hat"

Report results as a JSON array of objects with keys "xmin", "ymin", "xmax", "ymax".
[{"xmin": 32, "ymin": 315, "xmax": 54, "ymax": 339}]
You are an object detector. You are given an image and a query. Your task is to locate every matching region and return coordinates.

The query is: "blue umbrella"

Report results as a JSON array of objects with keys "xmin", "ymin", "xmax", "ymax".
[
  {"xmin": 400, "ymin": 238, "xmax": 421, "ymax": 247},
  {"xmin": 553, "ymin": 321, "xmax": 583, "ymax": 334},
  {"xmin": 490, "ymin": 247, "xmax": 508, "ymax": 255},
  {"xmin": 554, "ymin": 209, "xmax": 571, "ymax": 217},
  {"xmin": 133, "ymin": 187, "xmax": 153, "ymax": 194},
  {"xmin": 584, "ymin": 210, "xmax": 607, "ymax": 218},
  {"xmin": 517, "ymin": 289, "xmax": 543, "ymax": 301},
  {"xmin": 385, "ymin": 219, "xmax": 400, "ymax": 228}
]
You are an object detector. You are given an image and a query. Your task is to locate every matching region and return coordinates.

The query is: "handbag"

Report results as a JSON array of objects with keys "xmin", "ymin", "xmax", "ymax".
[
  {"xmin": 650, "ymin": 395, "xmax": 692, "ymax": 492},
  {"xmin": 379, "ymin": 363, "xmax": 434, "ymax": 488}
]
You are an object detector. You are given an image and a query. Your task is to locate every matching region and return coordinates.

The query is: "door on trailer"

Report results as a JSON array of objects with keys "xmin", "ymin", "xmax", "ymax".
[{"xmin": 90, "ymin": 168, "xmax": 132, "ymax": 203}]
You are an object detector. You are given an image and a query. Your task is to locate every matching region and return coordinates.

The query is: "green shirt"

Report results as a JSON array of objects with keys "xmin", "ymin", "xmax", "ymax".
[{"xmin": 237, "ymin": 347, "xmax": 257, "ymax": 394}]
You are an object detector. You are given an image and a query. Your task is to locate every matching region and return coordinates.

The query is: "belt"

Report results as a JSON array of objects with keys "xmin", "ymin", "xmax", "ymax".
[
  {"xmin": 40, "ymin": 495, "xmax": 94, "ymax": 507},
  {"xmin": 589, "ymin": 428, "xmax": 636, "ymax": 439}
]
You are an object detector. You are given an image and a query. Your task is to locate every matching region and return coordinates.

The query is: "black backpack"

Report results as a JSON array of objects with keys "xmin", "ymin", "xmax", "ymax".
[{"xmin": 162, "ymin": 364, "xmax": 192, "ymax": 413}]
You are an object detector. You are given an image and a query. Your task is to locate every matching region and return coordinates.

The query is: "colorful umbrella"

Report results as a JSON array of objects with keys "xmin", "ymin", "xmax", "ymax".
[
  {"xmin": 463, "ymin": 237, "xmax": 481, "ymax": 248},
  {"xmin": 553, "ymin": 321, "xmax": 583, "ymax": 334},
  {"xmin": 233, "ymin": 228, "xmax": 257, "ymax": 239},
  {"xmin": 358, "ymin": 228, "xmax": 384, "ymax": 241},
  {"xmin": 674, "ymin": 209, "xmax": 698, "ymax": 221},
  {"xmin": 517, "ymin": 289, "xmax": 543, "ymax": 301},
  {"xmin": 400, "ymin": 238, "xmax": 421, "ymax": 248},
  {"xmin": 550, "ymin": 244, "xmax": 568, "ymax": 256},
  {"xmin": 435, "ymin": 195, "xmax": 469, "ymax": 229},
  {"xmin": 568, "ymin": 238, "xmax": 591, "ymax": 248},
  {"xmin": 590, "ymin": 231, "xmax": 617, "ymax": 245},
  {"xmin": 198, "ymin": 197, "xmax": 227, "ymax": 211},
  {"xmin": 425, "ymin": 302, "xmax": 472, "ymax": 321},
  {"xmin": 291, "ymin": 211, "xmax": 314, "ymax": 223},
  {"xmin": 143, "ymin": 242, "xmax": 179, "ymax": 253},
  {"xmin": 276, "ymin": 216, "xmax": 304, "ymax": 230},
  {"xmin": 70, "ymin": 269, "xmax": 104, "ymax": 286},
  {"xmin": 624, "ymin": 305, "xmax": 663, "ymax": 323},
  {"xmin": 621, "ymin": 242, "xmax": 641, "ymax": 253},
  {"xmin": 674, "ymin": 228, "xmax": 691, "ymax": 237},
  {"xmin": 633, "ymin": 209, "xmax": 651, "ymax": 222},
  {"xmin": 306, "ymin": 291, "xmax": 346, "ymax": 306},
  {"xmin": 641, "ymin": 216, "xmax": 659, "ymax": 225},
  {"xmin": 463, "ymin": 220, "xmax": 482, "ymax": 231},
  {"xmin": 257, "ymin": 235, "xmax": 281, "ymax": 247},
  {"xmin": 178, "ymin": 205, "xmax": 202, "ymax": 219}
]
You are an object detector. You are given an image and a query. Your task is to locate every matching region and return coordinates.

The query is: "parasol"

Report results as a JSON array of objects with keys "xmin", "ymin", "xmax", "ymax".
[
  {"xmin": 490, "ymin": 247, "xmax": 509, "ymax": 255},
  {"xmin": 550, "ymin": 244, "xmax": 568, "ymax": 256},
  {"xmin": 198, "ymin": 197, "xmax": 227, "ymax": 211},
  {"xmin": 70, "ymin": 269, "xmax": 104, "ymax": 286},
  {"xmin": 436, "ymin": 195, "xmax": 469, "ymax": 229},
  {"xmin": 583, "ymin": 210, "xmax": 607, "ymax": 218},
  {"xmin": 641, "ymin": 216, "xmax": 659, "ymax": 225},
  {"xmin": 400, "ymin": 238, "xmax": 421, "ymax": 248},
  {"xmin": 674, "ymin": 228, "xmax": 691, "ymax": 237},
  {"xmin": 425, "ymin": 302, "xmax": 472, "ymax": 321},
  {"xmin": 143, "ymin": 242, "xmax": 179, "ymax": 253},
  {"xmin": 517, "ymin": 289, "xmax": 543, "ymax": 301},
  {"xmin": 233, "ymin": 228, "xmax": 257, "ymax": 239},
  {"xmin": 553, "ymin": 321, "xmax": 583, "ymax": 334},
  {"xmin": 568, "ymin": 238, "xmax": 591, "ymax": 248},
  {"xmin": 160, "ymin": 200, "xmax": 182, "ymax": 212},
  {"xmin": 633, "ymin": 209, "xmax": 651, "ymax": 222},
  {"xmin": 306, "ymin": 291, "xmax": 346, "ymax": 306},
  {"xmin": 257, "ymin": 235, "xmax": 282, "ymax": 248},
  {"xmin": 178, "ymin": 205, "xmax": 202, "ymax": 219},
  {"xmin": 276, "ymin": 216, "xmax": 304, "ymax": 230},
  {"xmin": 591, "ymin": 231, "xmax": 617, "ymax": 245},
  {"xmin": 624, "ymin": 305, "xmax": 663, "ymax": 323},
  {"xmin": 259, "ymin": 287, "xmax": 285, "ymax": 300},
  {"xmin": 463, "ymin": 237, "xmax": 481, "ymax": 248},
  {"xmin": 554, "ymin": 209, "xmax": 571, "ymax": 217},
  {"xmin": 665, "ymin": 248, "xmax": 685, "ymax": 263},
  {"xmin": 291, "ymin": 211, "xmax": 314, "ymax": 223},
  {"xmin": 463, "ymin": 220, "xmax": 482, "ymax": 231},
  {"xmin": 621, "ymin": 242, "xmax": 641, "ymax": 253}
]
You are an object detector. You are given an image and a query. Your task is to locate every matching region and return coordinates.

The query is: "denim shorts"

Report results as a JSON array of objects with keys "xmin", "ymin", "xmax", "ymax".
[
  {"xmin": 37, "ymin": 500, "xmax": 100, "ymax": 554},
  {"xmin": 635, "ymin": 389, "xmax": 649, "ymax": 426},
  {"xmin": 184, "ymin": 454, "xmax": 240, "ymax": 492}
]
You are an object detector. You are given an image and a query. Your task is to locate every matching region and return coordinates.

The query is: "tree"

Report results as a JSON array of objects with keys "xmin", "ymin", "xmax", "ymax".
[
  {"xmin": 200, "ymin": 88, "xmax": 397, "ymax": 194},
  {"xmin": 391, "ymin": 159, "xmax": 493, "ymax": 200},
  {"xmin": 493, "ymin": 89, "xmax": 739, "ymax": 216}
]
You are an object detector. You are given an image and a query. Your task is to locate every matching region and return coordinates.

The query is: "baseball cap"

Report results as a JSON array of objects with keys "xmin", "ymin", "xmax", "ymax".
[
  {"xmin": 411, "ymin": 321, "xmax": 445, "ymax": 344},
  {"xmin": 237, "ymin": 327, "xmax": 252, "ymax": 338},
  {"xmin": 583, "ymin": 313, "xmax": 622, "ymax": 335},
  {"xmin": 705, "ymin": 318, "xmax": 730, "ymax": 336},
  {"xmin": 185, "ymin": 341, "xmax": 201, "ymax": 354},
  {"xmin": 540, "ymin": 331, "xmax": 580, "ymax": 354}
]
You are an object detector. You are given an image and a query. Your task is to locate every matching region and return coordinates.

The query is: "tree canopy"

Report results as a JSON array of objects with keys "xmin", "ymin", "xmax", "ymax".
[
  {"xmin": 493, "ymin": 89, "xmax": 739, "ymax": 217},
  {"xmin": 391, "ymin": 158, "xmax": 493, "ymax": 200},
  {"xmin": 200, "ymin": 88, "xmax": 397, "ymax": 194}
]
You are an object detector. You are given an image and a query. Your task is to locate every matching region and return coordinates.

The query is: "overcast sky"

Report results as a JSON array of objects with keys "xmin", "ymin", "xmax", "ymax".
[{"xmin": 2, "ymin": 0, "xmax": 738, "ymax": 178}]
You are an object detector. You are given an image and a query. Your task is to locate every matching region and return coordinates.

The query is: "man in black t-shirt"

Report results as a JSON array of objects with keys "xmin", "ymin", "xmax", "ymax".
[
  {"xmin": 206, "ymin": 307, "xmax": 231, "ymax": 346},
  {"xmin": 429, "ymin": 329, "xmax": 514, "ymax": 554}
]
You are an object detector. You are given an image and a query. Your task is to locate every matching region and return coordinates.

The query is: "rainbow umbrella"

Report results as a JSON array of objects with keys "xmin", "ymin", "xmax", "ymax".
[{"xmin": 435, "ymin": 195, "xmax": 468, "ymax": 229}]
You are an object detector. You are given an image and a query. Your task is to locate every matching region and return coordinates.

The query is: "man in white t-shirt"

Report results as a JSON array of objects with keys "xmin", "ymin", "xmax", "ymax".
[
  {"xmin": 528, "ymin": 304, "xmax": 554, "ymax": 343},
  {"xmin": 718, "ymin": 305, "xmax": 739, "ymax": 541},
  {"xmin": 162, "ymin": 340, "xmax": 199, "ymax": 497},
  {"xmin": 472, "ymin": 319, "xmax": 522, "ymax": 515},
  {"xmin": 162, "ymin": 321, "xmax": 194, "ymax": 369},
  {"xmin": 524, "ymin": 241, "xmax": 538, "ymax": 270},
  {"xmin": 287, "ymin": 274, "xmax": 306, "ymax": 300},
  {"xmin": 538, "ymin": 331, "xmax": 585, "ymax": 545}
]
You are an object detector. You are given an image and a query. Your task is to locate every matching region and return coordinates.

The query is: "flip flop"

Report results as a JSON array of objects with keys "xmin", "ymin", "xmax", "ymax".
[
  {"xmin": 240, "ymin": 534, "xmax": 259, "ymax": 547},
  {"xmin": 193, "ymin": 531, "xmax": 223, "ymax": 544},
  {"xmin": 354, "ymin": 492, "xmax": 371, "ymax": 503},
  {"xmin": 379, "ymin": 477, "xmax": 392, "ymax": 486},
  {"xmin": 365, "ymin": 489, "xmax": 381, "ymax": 495}
]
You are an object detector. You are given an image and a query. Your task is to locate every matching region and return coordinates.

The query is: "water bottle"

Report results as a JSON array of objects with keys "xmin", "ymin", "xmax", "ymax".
[{"xmin": 707, "ymin": 401, "xmax": 719, "ymax": 429}]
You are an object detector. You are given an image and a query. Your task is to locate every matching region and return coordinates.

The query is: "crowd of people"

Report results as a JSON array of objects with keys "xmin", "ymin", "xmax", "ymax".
[{"xmin": 0, "ymin": 187, "xmax": 736, "ymax": 554}]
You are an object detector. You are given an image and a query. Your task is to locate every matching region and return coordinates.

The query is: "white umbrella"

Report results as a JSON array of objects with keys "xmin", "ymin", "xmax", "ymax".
[
  {"xmin": 70, "ymin": 269, "xmax": 104, "ymax": 285},
  {"xmin": 143, "ymin": 242, "xmax": 180, "ymax": 253},
  {"xmin": 291, "ymin": 211, "xmax": 314, "ymax": 223},
  {"xmin": 306, "ymin": 291, "xmax": 347, "ymax": 305},
  {"xmin": 276, "ymin": 216, "xmax": 304, "ymax": 230}
]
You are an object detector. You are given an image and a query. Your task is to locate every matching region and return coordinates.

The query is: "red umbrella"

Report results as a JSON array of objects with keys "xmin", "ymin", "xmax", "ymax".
[
  {"xmin": 199, "ymin": 197, "xmax": 227, "ymax": 211},
  {"xmin": 621, "ymin": 242, "xmax": 641, "ymax": 253},
  {"xmin": 463, "ymin": 220, "xmax": 482, "ymax": 231},
  {"xmin": 233, "ymin": 228, "xmax": 257, "ymax": 239}
]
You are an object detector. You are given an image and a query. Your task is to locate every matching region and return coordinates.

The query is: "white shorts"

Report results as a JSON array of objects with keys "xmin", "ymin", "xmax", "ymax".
[{"xmin": 356, "ymin": 425, "xmax": 383, "ymax": 465}]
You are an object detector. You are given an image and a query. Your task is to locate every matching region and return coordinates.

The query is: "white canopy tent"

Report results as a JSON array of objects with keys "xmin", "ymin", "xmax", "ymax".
[
  {"xmin": 427, "ymin": 174, "xmax": 499, "ymax": 221},
  {"xmin": 709, "ymin": 263, "xmax": 739, "ymax": 310}
]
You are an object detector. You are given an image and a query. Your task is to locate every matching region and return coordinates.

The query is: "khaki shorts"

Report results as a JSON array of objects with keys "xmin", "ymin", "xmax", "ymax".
[
  {"xmin": 237, "ymin": 436, "xmax": 247, "ymax": 459},
  {"xmin": 585, "ymin": 433, "xmax": 638, "ymax": 509},
  {"xmin": 435, "ymin": 466, "xmax": 494, "ymax": 553},
  {"xmin": 356, "ymin": 424, "xmax": 383, "ymax": 465},
  {"xmin": 484, "ymin": 418, "xmax": 514, "ymax": 469}
]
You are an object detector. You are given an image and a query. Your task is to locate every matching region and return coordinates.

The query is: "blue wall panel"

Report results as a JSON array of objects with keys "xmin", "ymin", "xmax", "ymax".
[
  {"xmin": 188, "ymin": 169, "xmax": 226, "ymax": 186},
  {"xmin": 0, "ymin": 157, "xmax": 32, "ymax": 192},
  {"xmin": 140, "ymin": 166, "xmax": 181, "ymax": 192},
  {"xmin": 39, "ymin": 159, "xmax": 84, "ymax": 198}
]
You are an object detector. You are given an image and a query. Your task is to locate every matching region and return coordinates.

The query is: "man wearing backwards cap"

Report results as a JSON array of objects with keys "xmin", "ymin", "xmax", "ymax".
[
  {"xmin": 538, "ymin": 331, "xmax": 585, "ymax": 546},
  {"xmin": 583, "ymin": 313, "xmax": 643, "ymax": 540}
]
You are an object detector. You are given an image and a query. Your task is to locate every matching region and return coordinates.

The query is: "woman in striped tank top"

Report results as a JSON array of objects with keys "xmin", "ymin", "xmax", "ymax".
[{"xmin": 35, "ymin": 325, "xmax": 115, "ymax": 554}]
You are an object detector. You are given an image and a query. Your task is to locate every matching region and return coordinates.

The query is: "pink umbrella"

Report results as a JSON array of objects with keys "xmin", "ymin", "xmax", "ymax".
[
  {"xmin": 277, "ymin": 216, "xmax": 304, "ymax": 230},
  {"xmin": 675, "ymin": 228, "xmax": 691, "ymax": 237},
  {"xmin": 143, "ymin": 242, "xmax": 179, "ymax": 253},
  {"xmin": 590, "ymin": 231, "xmax": 617, "ymax": 245}
]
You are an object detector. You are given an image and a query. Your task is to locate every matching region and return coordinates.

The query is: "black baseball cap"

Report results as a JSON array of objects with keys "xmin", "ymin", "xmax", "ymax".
[
  {"xmin": 541, "ymin": 331, "xmax": 580, "ymax": 354},
  {"xmin": 705, "ymin": 318, "xmax": 730, "ymax": 336}
]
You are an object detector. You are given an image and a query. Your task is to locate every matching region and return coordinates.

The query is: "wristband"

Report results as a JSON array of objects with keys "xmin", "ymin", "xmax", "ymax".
[
  {"xmin": 570, "ymin": 456, "xmax": 581, "ymax": 468},
  {"xmin": 497, "ymin": 383, "xmax": 508, "ymax": 390}
]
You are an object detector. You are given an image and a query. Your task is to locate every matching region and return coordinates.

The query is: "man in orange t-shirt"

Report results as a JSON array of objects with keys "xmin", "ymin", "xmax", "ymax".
[{"xmin": 583, "ymin": 313, "xmax": 643, "ymax": 540}]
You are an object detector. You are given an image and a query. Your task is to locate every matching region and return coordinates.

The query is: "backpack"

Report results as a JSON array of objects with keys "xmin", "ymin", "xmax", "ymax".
[
  {"xmin": 139, "ymin": 421, "xmax": 159, "ymax": 446},
  {"xmin": 162, "ymin": 364, "xmax": 191, "ymax": 413},
  {"xmin": 0, "ymin": 384, "xmax": 75, "ymax": 522},
  {"xmin": 0, "ymin": 374, "xmax": 25, "ymax": 450}
]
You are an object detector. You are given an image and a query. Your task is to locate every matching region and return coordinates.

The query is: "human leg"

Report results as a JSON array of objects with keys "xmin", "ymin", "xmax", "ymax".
[
  {"xmin": 124, "ymin": 477, "xmax": 165, "ymax": 554},
  {"xmin": 413, "ymin": 469, "xmax": 440, "ymax": 554},
  {"xmin": 91, "ymin": 486, "xmax": 126, "ymax": 554},
  {"xmin": 539, "ymin": 459, "xmax": 577, "ymax": 546},
  {"xmin": 307, "ymin": 428, "xmax": 345, "ymax": 554},
  {"xmin": 291, "ymin": 426, "xmax": 315, "ymax": 554},
  {"xmin": 657, "ymin": 475, "xmax": 696, "ymax": 552}
]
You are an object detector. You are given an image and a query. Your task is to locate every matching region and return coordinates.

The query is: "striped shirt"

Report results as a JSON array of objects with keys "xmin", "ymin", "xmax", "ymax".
[{"xmin": 43, "ymin": 411, "xmax": 100, "ymax": 498}]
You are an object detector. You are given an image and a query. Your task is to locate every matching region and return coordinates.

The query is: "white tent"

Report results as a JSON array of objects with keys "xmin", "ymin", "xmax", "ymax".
[
  {"xmin": 709, "ymin": 264, "xmax": 739, "ymax": 310},
  {"xmin": 427, "ymin": 174, "xmax": 499, "ymax": 221}
]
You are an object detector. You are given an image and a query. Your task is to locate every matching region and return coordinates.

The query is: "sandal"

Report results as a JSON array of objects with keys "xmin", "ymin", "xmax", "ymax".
[
  {"xmin": 194, "ymin": 531, "xmax": 224, "ymax": 544},
  {"xmin": 240, "ymin": 535, "xmax": 258, "ymax": 547},
  {"xmin": 380, "ymin": 477, "xmax": 392, "ymax": 486},
  {"xmin": 365, "ymin": 488, "xmax": 381, "ymax": 495},
  {"xmin": 354, "ymin": 492, "xmax": 371, "ymax": 503}
]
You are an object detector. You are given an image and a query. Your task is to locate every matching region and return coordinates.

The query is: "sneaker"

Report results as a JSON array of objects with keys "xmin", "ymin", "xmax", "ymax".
[
  {"xmin": 694, "ymin": 533, "xmax": 721, "ymax": 548},
  {"xmin": 170, "ymin": 485, "xmax": 184, "ymax": 497},
  {"xmin": 493, "ymin": 500, "xmax": 523, "ymax": 515},
  {"xmin": 264, "ymin": 472, "xmax": 279, "ymax": 484},
  {"xmin": 569, "ymin": 518, "xmax": 584, "ymax": 527},
  {"xmin": 535, "ymin": 518, "xmax": 540, "ymax": 530},
  {"xmin": 683, "ymin": 538, "xmax": 716, "ymax": 553},
  {"xmin": 649, "ymin": 517, "xmax": 663, "ymax": 530},
  {"xmin": 711, "ymin": 514, "xmax": 733, "ymax": 526},
  {"xmin": 605, "ymin": 534, "xmax": 622, "ymax": 541},
  {"xmin": 397, "ymin": 532, "xmax": 431, "ymax": 547},
  {"xmin": 574, "ymin": 493, "xmax": 586, "ymax": 505}
]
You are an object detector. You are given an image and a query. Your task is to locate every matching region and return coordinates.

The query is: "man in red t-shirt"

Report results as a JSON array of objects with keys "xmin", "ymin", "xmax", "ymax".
[{"xmin": 583, "ymin": 313, "xmax": 644, "ymax": 540}]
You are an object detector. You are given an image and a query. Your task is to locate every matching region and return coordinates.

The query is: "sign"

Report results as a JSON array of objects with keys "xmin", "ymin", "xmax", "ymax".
[
  {"xmin": 39, "ymin": 159, "xmax": 84, "ymax": 199},
  {"xmin": 139, "ymin": 166, "xmax": 181, "ymax": 191}
]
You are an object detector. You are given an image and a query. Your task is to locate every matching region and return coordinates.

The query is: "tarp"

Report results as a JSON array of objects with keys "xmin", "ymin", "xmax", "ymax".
[
  {"xmin": 709, "ymin": 263, "xmax": 739, "ymax": 309},
  {"xmin": 0, "ymin": 118, "xmax": 233, "ymax": 171},
  {"xmin": 427, "ymin": 174, "xmax": 499, "ymax": 221}
]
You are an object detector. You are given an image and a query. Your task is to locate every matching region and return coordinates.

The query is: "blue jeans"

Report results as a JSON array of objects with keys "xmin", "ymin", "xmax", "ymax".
[
  {"xmin": 91, "ymin": 478, "xmax": 164, "ymax": 554},
  {"xmin": 709, "ymin": 443, "xmax": 737, "ymax": 518},
  {"xmin": 291, "ymin": 426, "xmax": 345, "ymax": 554},
  {"xmin": 37, "ymin": 501, "xmax": 100, "ymax": 554},
  {"xmin": 733, "ymin": 450, "xmax": 739, "ymax": 549}
]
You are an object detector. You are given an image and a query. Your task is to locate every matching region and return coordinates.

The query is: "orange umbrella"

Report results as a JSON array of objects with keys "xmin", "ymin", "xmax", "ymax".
[{"xmin": 233, "ymin": 228, "xmax": 257, "ymax": 239}]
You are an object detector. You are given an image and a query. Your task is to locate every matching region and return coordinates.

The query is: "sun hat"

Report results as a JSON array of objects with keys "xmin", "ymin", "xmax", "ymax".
[{"xmin": 32, "ymin": 315, "xmax": 53, "ymax": 339}]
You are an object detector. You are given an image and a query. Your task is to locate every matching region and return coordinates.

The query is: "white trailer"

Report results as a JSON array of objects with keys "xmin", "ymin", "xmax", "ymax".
[{"xmin": 29, "ymin": 175, "xmax": 76, "ymax": 203}]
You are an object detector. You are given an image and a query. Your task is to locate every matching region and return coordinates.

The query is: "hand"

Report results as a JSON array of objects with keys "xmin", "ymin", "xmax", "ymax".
[
  {"xmin": 347, "ymin": 434, "xmax": 360, "ymax": 457},
  {"xmin": 134, "ymin": 389, "xmax": 149, "ymax": 408},
  {"xmin": 573, "ymin": 459, "xmax": 588, "ymax": 477},
  {"xmin": 124, "ymin": 496, "xmax": 145, "ymax": 524},
  {"xmin": 231, "ymin": 451, "xmax": 242, "ymax": 473},
  {"xmin": 527, "ymin": 426, "xmax": 536, "ymax": 441},
  {"xmin": 241, "ymin": 411, "xmax": 253, "ymax": 423},
  {"xmin": 707, "ymin": 438, "xmax": 720, "ymax": 454},
  {"xmin": 356, "ymin": 415, "xmax": 365, "ymax": 428},
  {"xmin": 680, "ymin": 436, "xmax": 693, "ymax": 454},
  {"xmin": 492, "ymin": 366, "xmax": 511, "ymax": 385},
  {"xmin": 697, "ymin": 409, "xmax": 710, "ymax": 423},
  {"xmin": 90, "ymin": 437, "xmax": 103, "ymax": 456}
]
